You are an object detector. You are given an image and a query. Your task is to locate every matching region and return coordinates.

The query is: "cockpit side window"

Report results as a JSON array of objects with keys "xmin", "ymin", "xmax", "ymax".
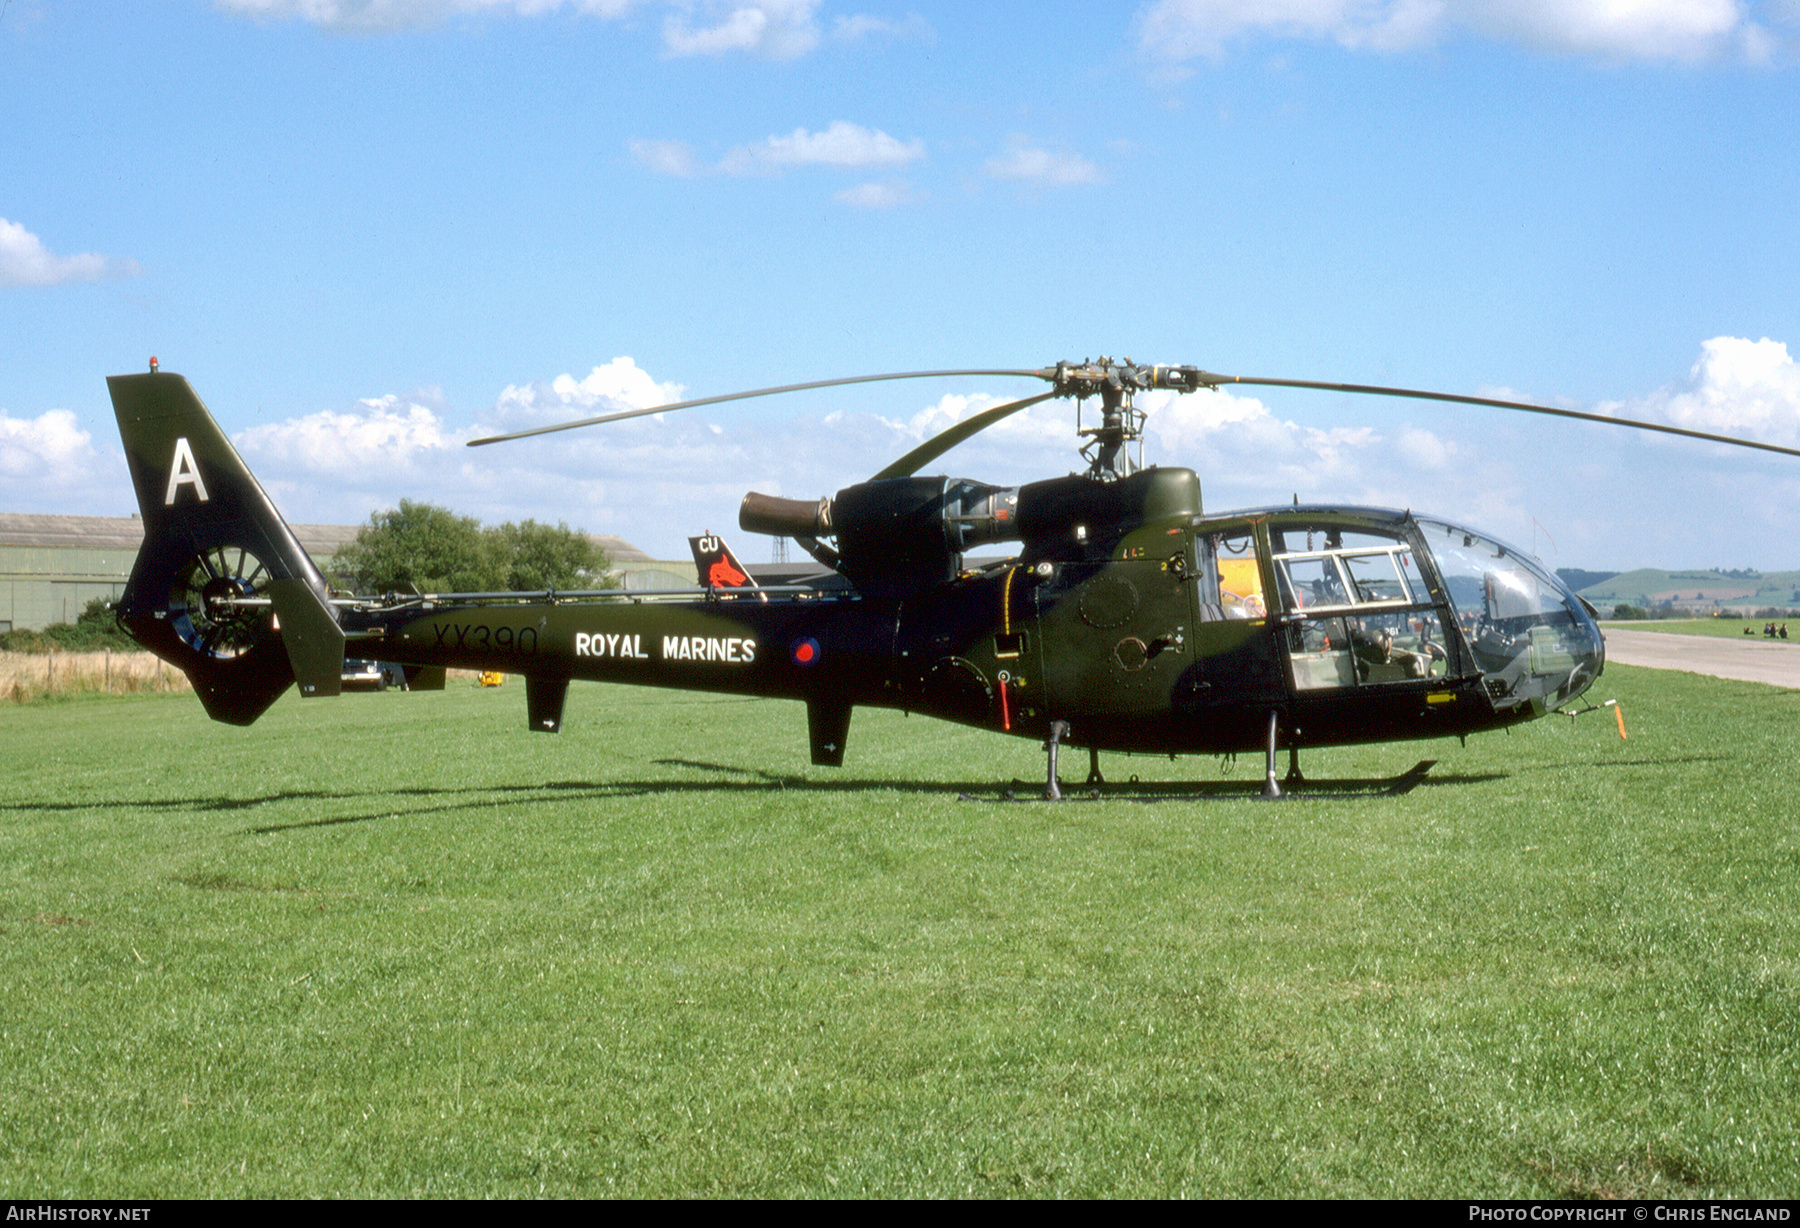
[
  {"xmin": 1198, "ymin": 529, "xmax": 1267, "ymax": 621},
  {"xmin": 1271, "ymin": 523, "xmax": 1450, "ymax": 689}
]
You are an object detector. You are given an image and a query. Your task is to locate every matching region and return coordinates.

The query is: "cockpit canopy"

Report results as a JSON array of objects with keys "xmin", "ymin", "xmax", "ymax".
[
  {"xmin": 1198, "ymin": 509, "xmax": 1603, "ymax": 714},
  {"xmin": 1412, "ymin": 518, "xmax": 1603, "ymax": 712}
]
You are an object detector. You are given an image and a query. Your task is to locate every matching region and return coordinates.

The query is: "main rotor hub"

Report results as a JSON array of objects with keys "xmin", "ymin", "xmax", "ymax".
[
  {"xmin": 1048, "ymin": 358, "xmax": 1213, "ymax": 480},
  {"xmin": 1047, "ymin": 359, "xmax": 1211, "ymax": 400}
]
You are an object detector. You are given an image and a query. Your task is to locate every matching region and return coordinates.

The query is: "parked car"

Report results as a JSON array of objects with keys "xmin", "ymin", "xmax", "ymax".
[{"xmin": 342, "ymin": 659, "xmax": 405, "ymax": 691}]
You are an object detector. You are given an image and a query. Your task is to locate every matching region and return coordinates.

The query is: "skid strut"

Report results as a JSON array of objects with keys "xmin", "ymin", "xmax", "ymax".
[
  {"xmin": 1045, "ymin": 720, "xmax": 1070, "ymax": 801},
  {"xmin": 1262, "ymin": 711, "xmax": 1283, "ymax": 800}
]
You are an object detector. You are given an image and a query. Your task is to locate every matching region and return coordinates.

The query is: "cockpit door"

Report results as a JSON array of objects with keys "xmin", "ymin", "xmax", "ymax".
[
  {"xmin": 1181, "ymin": 525, "xmax": 1286, "ymax": 714},
  {"xmin": 1265, "ymin": 522, "xmax": 1457, "ymax": 692}
]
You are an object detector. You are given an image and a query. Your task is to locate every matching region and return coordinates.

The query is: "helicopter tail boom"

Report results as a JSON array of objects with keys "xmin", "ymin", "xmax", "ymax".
[{"xmin": 108, "ymin": 366, "xmax": 345, "ymax": 725}]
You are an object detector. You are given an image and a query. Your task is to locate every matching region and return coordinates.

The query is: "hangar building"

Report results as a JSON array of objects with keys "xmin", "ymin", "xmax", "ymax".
[{"xmin": 0, "ymin": 513, "xmax": 656, "ymax": 632}]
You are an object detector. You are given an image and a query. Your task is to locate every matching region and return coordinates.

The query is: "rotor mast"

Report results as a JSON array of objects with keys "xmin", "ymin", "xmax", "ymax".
[{"xmin": 1052, "ymin": 359, "xmax": 1209, "ymax": 480}]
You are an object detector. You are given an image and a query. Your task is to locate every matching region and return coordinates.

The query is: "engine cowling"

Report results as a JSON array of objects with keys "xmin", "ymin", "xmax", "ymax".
[{"xmin": 739, "ymin": 467, "xmax": 1202, "ymax": 601}]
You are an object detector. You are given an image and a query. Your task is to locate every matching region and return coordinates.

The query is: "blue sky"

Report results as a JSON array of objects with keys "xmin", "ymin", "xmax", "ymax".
[{"xmin": 5, "ymin": 0, "xmax": 1800, "ymax": 571}]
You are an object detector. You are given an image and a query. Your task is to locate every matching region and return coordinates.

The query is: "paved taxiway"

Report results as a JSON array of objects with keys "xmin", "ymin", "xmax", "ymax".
[{"xmin": 1602, "ymin": 629, "xmax": 1800, "ymax": 689}]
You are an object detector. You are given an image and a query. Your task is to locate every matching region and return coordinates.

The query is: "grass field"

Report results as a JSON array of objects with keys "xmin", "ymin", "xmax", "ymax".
[
  {"xmin": 1602, "ymin": 618, "xmax": 1800, "ymax": 642},
  {"xmin": 4, "ymin": 668, "xmax": 1798, "ymax": 1198}
]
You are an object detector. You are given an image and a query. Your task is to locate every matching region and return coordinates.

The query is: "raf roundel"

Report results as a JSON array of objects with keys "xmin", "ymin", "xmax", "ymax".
[{"xmin": 790, "ymin": 636, "xmax": 821, "ymax": 668}]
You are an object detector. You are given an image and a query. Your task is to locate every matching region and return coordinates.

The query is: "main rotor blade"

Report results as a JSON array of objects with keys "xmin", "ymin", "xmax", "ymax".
[
  {"xmin": 467, "ymin": 368, "xmax": 1047, "ymax": 447},
  {"xmin": 1201, "ymin": 373, "xmax": 1800, "ymax": 461},
  {"xmin": 870, "ymin": 391, "xmax": 1060, "ymax": 481}
]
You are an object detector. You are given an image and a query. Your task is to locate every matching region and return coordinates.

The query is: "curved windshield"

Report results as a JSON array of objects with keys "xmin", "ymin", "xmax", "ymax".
[{"xmin": 1416, "ymin": 519, "xmax": 1603, "ymax": 714}]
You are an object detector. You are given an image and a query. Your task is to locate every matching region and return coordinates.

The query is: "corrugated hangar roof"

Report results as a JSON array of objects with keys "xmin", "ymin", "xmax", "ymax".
[
  {"xmin": 0, "ymin": 513, "xmax": 149, "ymax": 550},
  {"xmin": 0, "ymin": 513, "xmax": 651, "ymax": 561},
  {"xmin": 0, "ymin": 513, "xmax": 360, "ymax": 554},
  {"xmin": 591, "ymin": 534, "xmax": 653, "ymax": 563}
]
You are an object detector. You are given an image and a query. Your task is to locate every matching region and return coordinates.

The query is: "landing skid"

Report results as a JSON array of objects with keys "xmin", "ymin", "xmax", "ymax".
[{"xmin": 968, "ymin": 759, "xmax": 1438, "ymax": 803}]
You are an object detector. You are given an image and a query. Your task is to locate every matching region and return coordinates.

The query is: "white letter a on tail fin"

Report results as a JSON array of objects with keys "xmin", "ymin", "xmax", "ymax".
[{"xmin": 164, "ymin": 437, "xmax": 210, "ymax": 505}]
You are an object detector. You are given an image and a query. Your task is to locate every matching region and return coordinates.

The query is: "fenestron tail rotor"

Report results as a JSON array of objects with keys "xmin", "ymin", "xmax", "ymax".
[{"xmin": 172, "ymin": 545, "xmax": 273, "ymax": 659}]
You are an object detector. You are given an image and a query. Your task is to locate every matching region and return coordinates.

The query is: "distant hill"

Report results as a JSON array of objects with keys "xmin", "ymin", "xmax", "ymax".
[
  {"xmin": 1574, "ymin": 568, "xmax": 1800, "ymax": 612},
  {"xmin": 1556, "ymin": 568, "xmax": 1618, "ymax": 592}
]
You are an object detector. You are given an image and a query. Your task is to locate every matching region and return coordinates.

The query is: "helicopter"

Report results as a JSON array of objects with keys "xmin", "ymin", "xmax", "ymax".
[{"xmin": 106, "ymin": 356, "xmax": 1800, "ymax": 799}]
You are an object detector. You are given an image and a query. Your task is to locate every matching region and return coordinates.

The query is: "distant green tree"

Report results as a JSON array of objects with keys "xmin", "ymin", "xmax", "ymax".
[
  {"xmin": 332, "ymin": 502, "xmax": 615, "ymax": 594},
  {"xmin": 1610, "ymin": 603, "xmax": 1648, "ymax": 620},
  {"xmin": 492, "ymin": 519, "xmax": 612, "ymax": 591},
  {"xmin": 58, "ymin": 597, "xmax": 135, "ymax": 648},
  {"xmin": 0, "ymin": 597, "xmax": 135, "ymax": 652},
  {"xmin": 333, "ymin": 500, "xmax": 505, "ymax": 594}
]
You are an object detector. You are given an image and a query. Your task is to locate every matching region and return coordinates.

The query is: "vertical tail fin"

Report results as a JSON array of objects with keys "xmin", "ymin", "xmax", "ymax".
[
  {"xmin": 689, "ymin": 533, "xmax": 761, "ymax": 592},
  {"xmin": 109, "ymin": 369, "xmax": 344, "ymax": 725}
]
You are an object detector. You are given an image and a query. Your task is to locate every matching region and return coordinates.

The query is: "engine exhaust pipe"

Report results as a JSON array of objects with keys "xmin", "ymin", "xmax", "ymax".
[{"xmin": 740, "ymin": 492, "xmax": 833, "ymax": 538}]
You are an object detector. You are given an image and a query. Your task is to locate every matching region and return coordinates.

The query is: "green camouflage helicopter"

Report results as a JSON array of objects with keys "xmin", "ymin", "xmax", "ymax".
[{"xmin": 108, "ymin": 357, "xmax": 1800, "ymax": 798}]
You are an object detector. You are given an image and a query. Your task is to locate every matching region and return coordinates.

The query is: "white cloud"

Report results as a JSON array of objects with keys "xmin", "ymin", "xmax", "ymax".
[
  {"xmin": 832, "ymin": 179, "xmax": 912, "ymax": 208},
  {"xmin": 0, "ymin": 218, "xmax": 138, "ymax": 288},
  {"xmin": 984, "ymin": 137, "xmax": 1104, "ymax": 187},
  {"xmin": 1395, "ymin": 425, "xmax": 1456, "ymax": 470},
  {"xmin": 213, "ymin": 359, "xmax": 698, "ymax": 539},
  {"xmin": 1136, "ymin": 0, "xmax": 1776, "ymax": 64},
  {"xmin": 632, "ymin": 123, "xmax": 927, "ymax": 193},
  {"xmin": 1125, "ymin": 338, "xmax": 1800, "ymax": 569},
  {"xmin": 1137, "ymin": 385, "xmax": 1485, "ymax": 511},
  {"xmin": 1138, "ymin": 0, "xmax": 1435, "ymax": 60},
  {"xmin": 720, "ymin": 121, "xmax": 925, "ymax": 174},
  {"xmin": 235, "ymin": 394, "xmax": 463, "ymax": 478},
  {"xmin": 830, "ymin": 11, "xmax": 932, "ymax": 43},
  {"xmin": 489, "ymin": 357, "xmax": 686, "ymax": 428},
  {"xmin": 215, "ymin": 0, "xmax": 929, "ymax": 60},
  {"xmin": 0, "ymin": 409, "xmax": 98, "ymax": 479},
  {"xmin": 1615, "ymin": 335, "xmax": 1800, "ymax": 444},
  {"xmin": 0, "ymin": 408, "xmax": 128, "ymax": 514},
  {"xmin": 215, "ymin": 0, "xmax": 633, "ymax": 33},
  {"xmin": 217, "ymin": 0, "xmax": 852, "ymax": 61},
  {"xmin": 229, "ymin": 391, "xmax": 491, "ymax": 527},
  {"xmin": 1467, "ymin": 0, "xmax": 1765, "ymax": 62},
  {"xmin": 629, "ymin": 138, "xmax": 699, "ymax": 177},
  {"xmin": 662, "ymin": 0, "xmax": 822, "ymax": 58},
  {"xmin": 889, "ymin": 392, "xmax": 1069, "ymax": 454}
]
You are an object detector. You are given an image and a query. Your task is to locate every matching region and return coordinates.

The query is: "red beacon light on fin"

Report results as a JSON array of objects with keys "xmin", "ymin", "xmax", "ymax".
[{"xmin": 149, "ymin": 357, "xmax": 159, "ymax": 373}]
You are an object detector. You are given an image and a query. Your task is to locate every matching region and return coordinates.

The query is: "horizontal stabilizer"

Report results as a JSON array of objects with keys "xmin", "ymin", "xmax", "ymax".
[
  {"xmin": 527, "ymin": 675, "xmax": 570, "ymax": 733},
  {"xmin": 404, "ymin": 664, "xmax": 447, "ymax": 691},
  {"xmin": 807, "ymin": 698, "xmax": 852, "ymax": 767},
  {"xmin": 266, "ymin": 579, "xmax": 345, "ymax": 698}
]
